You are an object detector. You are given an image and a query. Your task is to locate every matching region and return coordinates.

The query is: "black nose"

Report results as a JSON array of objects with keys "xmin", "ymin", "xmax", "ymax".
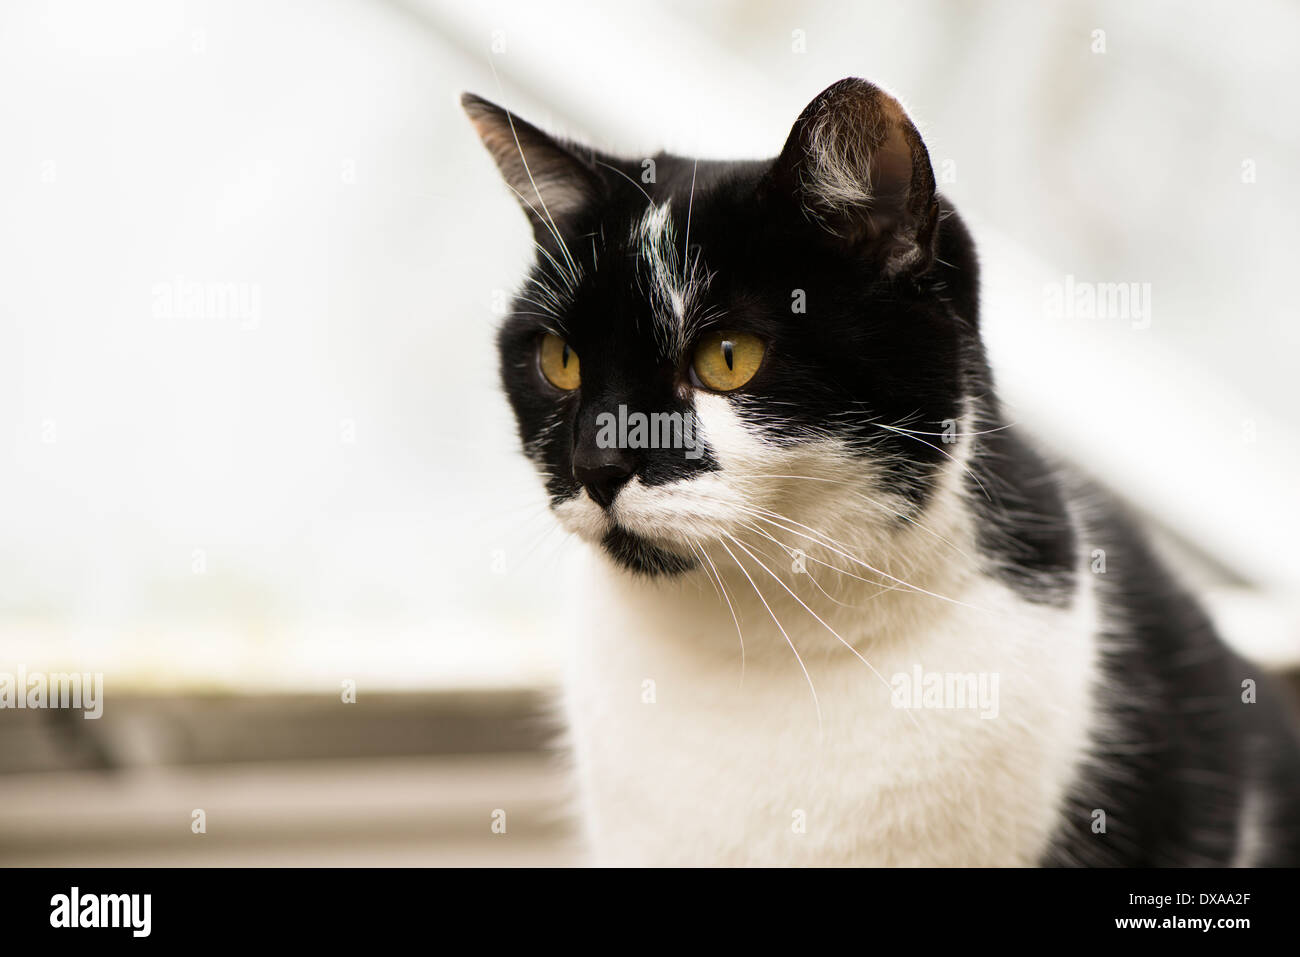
[{"xmin": 573, "ymin": 447, "xmax": 637, "ymax": 509}]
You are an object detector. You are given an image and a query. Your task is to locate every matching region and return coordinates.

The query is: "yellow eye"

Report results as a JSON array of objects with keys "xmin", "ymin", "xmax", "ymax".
[
  {"xmin": 538, "ymin": 333, "xmax": 580, "ymax": 390},
  {"xmin": 691, "ymin": 331, "xmax": 765, "ymax": 392}
]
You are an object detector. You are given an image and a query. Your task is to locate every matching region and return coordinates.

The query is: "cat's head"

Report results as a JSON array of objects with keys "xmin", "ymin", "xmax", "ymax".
[{"xmin": 465, "ymin": 78, "xmax": 985, "ymax": 577}]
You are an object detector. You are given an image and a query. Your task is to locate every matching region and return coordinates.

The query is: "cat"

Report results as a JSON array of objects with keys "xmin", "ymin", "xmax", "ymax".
[{"xmin": 463, "ymin": 77, "xmax": 1300, "ymax": 866}]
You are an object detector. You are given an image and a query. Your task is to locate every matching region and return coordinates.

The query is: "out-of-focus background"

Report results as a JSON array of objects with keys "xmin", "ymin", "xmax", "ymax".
[{"xmin": 1, "ymin": 0, "xmax": 1297, "ymax": 865}]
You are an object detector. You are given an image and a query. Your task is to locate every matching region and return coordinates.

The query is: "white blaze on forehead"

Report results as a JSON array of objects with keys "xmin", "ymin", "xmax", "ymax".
[
  {"xmin": 632, "ymin": 202, "xmax": 709, "ymax": 356},
  {"xmin": 636, "ymin": 203, "xmax": 684, "ymax": 316}
]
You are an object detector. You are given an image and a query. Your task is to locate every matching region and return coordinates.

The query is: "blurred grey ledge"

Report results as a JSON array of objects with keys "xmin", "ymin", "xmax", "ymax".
[
  {"xmin": 0, "ymin": 691, "xmax": 580, "ymax": 866},
  {"xmin": 0, "ymin": 689, "xmax": 560, "ymax": 774}
]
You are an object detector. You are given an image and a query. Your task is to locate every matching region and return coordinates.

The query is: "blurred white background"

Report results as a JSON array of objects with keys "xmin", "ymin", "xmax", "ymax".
[{"xmin": 2, "ymin": 0, "xmax": 1298, "ymax": 694}]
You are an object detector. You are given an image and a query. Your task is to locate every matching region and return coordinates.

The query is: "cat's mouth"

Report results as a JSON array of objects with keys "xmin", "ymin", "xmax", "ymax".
[{"xmin": 552, "ymin": 485, "xmax": 718, "ymax": 576}]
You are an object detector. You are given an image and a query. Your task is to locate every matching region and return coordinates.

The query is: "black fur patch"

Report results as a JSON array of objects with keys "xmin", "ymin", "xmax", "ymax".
[
  {"xmin": 1041, "ymin": 487, "xmax": 1300, "ymax": 866},
  {"xmin": 966, "ymin": 408, "xmax": 1077, "ymax": 606}
]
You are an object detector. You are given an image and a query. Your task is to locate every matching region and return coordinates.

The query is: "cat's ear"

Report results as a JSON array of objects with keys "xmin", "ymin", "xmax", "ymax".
[
  {"xmin": 461, "ymin": 93, "xmax": 601, "ymax": 235},
  {"xmin": 765, "ymin": 78, "xmax": 939, "ymax": 275}
]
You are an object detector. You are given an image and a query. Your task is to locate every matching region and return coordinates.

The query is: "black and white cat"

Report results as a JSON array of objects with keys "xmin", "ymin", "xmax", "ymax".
[{"xmin": 464, "ymin": 78, "xmax": 1300, "ymax": 866}]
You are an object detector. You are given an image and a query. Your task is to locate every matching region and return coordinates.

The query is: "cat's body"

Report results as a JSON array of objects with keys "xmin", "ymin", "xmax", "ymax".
[
  {"xmin": 565, "ymin": 462, "xmax": 1300, "ymax": 866},
  {"xmin": 464, "ymin": 79, "xmax": 1300, "ymax": 866}
]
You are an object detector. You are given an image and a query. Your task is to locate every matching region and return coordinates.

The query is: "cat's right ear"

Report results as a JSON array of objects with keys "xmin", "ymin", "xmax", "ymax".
[
  {"xmin": 461, "ymin": 93, "xmax": 600, "ymax": 237},
  {"xmin": 763, "ymin": 78, "xmax": 939, "ymax": 276}
]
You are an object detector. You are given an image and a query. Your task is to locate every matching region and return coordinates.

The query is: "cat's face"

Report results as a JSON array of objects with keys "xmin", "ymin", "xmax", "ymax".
[{"xmin": 467, "ymin": 79, "xmax": 982, "ymax": 576}]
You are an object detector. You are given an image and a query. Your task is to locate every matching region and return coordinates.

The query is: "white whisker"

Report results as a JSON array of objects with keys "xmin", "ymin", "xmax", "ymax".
[
  {"xmin": 718, "ymin": 537, "xmax": 821, "ymax": 730},
  {"xmin": 723, "ymin": 532, "xmax": 919, "ymax": 730}
]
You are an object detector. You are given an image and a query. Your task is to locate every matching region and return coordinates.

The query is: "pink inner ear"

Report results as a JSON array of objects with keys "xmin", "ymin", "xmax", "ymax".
[{"xmin": 869, "ymin": 125, "xmax": 914, "ymax": 213}]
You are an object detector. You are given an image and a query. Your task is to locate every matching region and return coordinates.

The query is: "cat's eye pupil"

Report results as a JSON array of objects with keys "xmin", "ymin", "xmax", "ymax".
[
  {"xmin": 539, "ymin": 333, "xmax": 580, "ymax": 390},
  {"xmin": 690, "ymin": 330, "xmax": 763, "ymax": 392}
]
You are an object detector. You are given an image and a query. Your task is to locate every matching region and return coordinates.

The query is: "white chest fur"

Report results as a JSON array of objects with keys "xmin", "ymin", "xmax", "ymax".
[{"xmin": 563, "ymin": 548, "xmax": 1098, "ymax": 866}]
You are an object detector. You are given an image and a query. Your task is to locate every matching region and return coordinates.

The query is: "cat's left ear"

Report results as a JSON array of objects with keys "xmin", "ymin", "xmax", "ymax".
[
  {"xmin": 764, "ymin": 78, "xmax": 939, "ymax": 276},
  {"xmin": 461, "ymin": 93, "xmax": 601, "ymax": 235}
]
